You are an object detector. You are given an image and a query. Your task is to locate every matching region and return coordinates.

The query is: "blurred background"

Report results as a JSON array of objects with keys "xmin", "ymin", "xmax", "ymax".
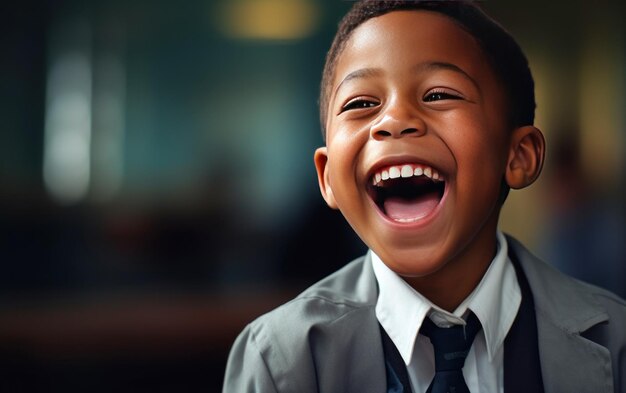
[{"xmin": 0, "ymin": 0, "xmax": 624, "ymax": 391}]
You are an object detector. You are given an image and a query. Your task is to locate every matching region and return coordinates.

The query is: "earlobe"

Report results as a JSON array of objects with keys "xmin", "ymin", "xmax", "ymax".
[
  {"xmin": 314, "ymin": 147, "xmax": 339, "ymax": 209},
  {"xmin": 505, "ymin": 126, "xmax": 545, "ymax": 189}
]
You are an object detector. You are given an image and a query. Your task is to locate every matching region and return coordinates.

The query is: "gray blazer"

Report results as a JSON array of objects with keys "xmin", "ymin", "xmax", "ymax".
[{"xmin": 223, "ymin": 236, "xmax": 626, "ymax": 392}]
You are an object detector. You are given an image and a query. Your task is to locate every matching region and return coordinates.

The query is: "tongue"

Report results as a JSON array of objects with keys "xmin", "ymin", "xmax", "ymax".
[{"xmin": 384, "ymin": 191, "xmax": 440, "ymax": 222}]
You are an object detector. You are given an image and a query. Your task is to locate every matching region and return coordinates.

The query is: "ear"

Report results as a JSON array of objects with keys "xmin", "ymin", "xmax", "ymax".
[
  {"xmin": 505, "ymin": 126, "xmax": 545, "ymax": 189},
  {"xmin": 314, "ymin": 147, "xmax": 338, "ymax": 209}
]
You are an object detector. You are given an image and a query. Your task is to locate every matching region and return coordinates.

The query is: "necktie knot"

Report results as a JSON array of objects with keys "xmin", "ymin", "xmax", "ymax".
[{"xmin": 420, "ymin": 312, "xmax": 482, "ymax": 393}]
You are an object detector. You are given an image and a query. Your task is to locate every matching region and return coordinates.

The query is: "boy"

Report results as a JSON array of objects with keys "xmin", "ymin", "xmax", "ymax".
[{"xmin": 223, "ymin": 1, "xmax": 626, "ymax": 392}]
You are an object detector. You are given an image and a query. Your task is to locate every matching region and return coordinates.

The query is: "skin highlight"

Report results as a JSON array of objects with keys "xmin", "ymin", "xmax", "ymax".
[{"xmin": 314, "ymin": 11, "xmax": 544, "ymax": 311}]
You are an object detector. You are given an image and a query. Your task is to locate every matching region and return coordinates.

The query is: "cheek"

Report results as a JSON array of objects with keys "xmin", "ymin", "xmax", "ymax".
[
  {"xmin": 328, "ymin": 121, "xmax": 365, "ymax": 145},
  {"xmin": 325, "ymin": 144, "xmax": 356, "ymax": 192},
  {"xmin": 448, "ymin": 115, "xmax": 508, "ymax": 166},
  {"xmin": 326, "ymin": 133, "xmax": 368, "ymax": 204},
  {"xmin": 328, "ymin": 124, "xmax": 368, "ymax": 165}
]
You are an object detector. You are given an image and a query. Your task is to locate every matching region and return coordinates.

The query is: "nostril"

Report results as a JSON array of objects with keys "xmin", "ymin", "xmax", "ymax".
[
  {"xmin": 375, "ymin": 130, "xmax": 392, "ymax": 138},
  {"xmin": 401, "ymin": 128, "xmax": 418, "ymax": 135}
]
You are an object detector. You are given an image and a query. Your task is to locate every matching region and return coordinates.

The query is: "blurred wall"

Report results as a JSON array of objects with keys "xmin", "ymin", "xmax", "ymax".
[
  {"xmin": 0, "ymin": 0, "xmax": 624, "ymax": 391},
  {"xmin": 490, "ymin": 0, "xmax": 626, "ymax": 296}
]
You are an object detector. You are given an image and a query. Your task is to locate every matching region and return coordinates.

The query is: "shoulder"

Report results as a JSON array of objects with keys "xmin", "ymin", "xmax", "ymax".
[
  {"xmin": 507, "ymin": 235, "xmax": 625, "ymax": 312},
  {"xmin": 223, "ymin": 254, "xmax": 384, "ymax": 392},
  {"xmin": 507, "ymin": 235, "xmax": 626, "ymax": 389},
  {"xmin": 246, "ymin": 254, "xmax": 379, "ymax": 357},
  {"xmin": 507, "ymin": 235, "xmax": 626, "ymax": 341}
]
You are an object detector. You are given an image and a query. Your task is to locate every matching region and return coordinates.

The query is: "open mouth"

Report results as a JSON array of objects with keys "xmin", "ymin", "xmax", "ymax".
[{"xmin": 367, "ymin": 164, "xmax": 445, "ymax": 223}]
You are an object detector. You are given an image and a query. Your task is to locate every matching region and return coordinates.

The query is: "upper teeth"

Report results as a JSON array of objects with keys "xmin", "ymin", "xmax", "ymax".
[{"xmin": 372, "ymin": 164, "xmax": 443, "ymax": 186}]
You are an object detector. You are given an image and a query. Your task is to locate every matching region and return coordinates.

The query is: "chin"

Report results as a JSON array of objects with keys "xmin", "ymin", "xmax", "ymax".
[{"xmin": 374, "ymin": 242, "xmax": 449, "ymax": 278}]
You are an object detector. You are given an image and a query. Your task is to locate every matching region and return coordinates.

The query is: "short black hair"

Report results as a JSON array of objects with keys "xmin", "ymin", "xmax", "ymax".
[{"xmin": 319, "ymin": 0, "xmax": 536, "ymax": 141}]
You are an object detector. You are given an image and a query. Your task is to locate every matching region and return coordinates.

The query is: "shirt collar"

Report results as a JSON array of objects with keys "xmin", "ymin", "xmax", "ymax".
[{"xmin": 372, "ymin": 230, "xmax": 521, "ymax": 365}]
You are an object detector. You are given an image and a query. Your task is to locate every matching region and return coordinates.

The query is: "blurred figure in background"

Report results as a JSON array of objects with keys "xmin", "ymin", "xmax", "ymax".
[{"xmin": 539, "ymin": 136, "xmax": 626, "ymax": 298}]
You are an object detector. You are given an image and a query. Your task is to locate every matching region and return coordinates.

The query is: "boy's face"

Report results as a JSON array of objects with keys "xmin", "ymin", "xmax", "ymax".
[{"xmin": 315, "ymin": 11, "xmax": 529, "ymax": 278}]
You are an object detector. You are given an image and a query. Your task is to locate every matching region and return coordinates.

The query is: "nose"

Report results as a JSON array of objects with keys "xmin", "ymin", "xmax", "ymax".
[{"xmin": 370, "ymin": 100, "xmax": 426, "ymax": 140}]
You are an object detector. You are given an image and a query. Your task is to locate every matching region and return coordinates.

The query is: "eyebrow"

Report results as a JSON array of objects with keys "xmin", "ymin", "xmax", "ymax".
[
  {"xmin": 333, "ymin": 68, "xmax": 383, "ymax": 98},
  {"xmin": 332, "ymin": 61, "xmax": 480, "ymax": 100},
  {"xmin": 415, "ymin": 62, "xmax": 480, "ymax": 91}
]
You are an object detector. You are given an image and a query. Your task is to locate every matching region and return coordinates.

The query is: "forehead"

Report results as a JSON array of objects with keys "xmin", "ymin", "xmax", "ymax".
[{"xmin": 333, "ymin": 10, "xmax": 493, "ymax": 89}]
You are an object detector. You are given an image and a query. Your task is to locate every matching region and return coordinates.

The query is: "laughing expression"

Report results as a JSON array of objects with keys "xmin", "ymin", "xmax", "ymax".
[{"xmin": 315, "ymin": 11, "xmax": 515, "ymax": 281}]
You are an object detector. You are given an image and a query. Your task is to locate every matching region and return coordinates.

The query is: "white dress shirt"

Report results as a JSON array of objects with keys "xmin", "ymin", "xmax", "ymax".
[{"xmin": 372, "ymin": 231, "xmax": 521, "ymax": 393}]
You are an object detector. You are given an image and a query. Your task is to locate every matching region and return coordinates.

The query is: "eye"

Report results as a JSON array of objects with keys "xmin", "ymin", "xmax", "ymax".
[
  {"xmin": 423, "ymin": 90, "xmax": 463, "ymax": 102},
  {"xmin": 341, "ymin": 97, "xmax": 380, "ymax": 113}
]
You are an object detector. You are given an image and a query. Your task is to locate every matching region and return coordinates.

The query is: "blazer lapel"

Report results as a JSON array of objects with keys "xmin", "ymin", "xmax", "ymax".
[
  {"xmin": 535, "ymin": 316, "xmax": 613, "ymax": 393},
  {"xmin": 334, "ymin": 253, "xmax": 389, "ymax": 393},
  {"xmin": 508, "ymin": 236, "xmax": 613, "ymax": 393}
]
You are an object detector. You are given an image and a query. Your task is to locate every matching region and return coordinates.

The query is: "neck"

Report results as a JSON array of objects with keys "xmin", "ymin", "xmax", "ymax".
[{"xmin": 404, "ymin": 227, "xmax": 499, "ymax": 312}]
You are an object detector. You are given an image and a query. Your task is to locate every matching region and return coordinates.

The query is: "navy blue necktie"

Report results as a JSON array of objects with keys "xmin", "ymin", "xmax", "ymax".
[{"xmin": 420, "ymin": 312, "xmax": 482, "ymax": 393}]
